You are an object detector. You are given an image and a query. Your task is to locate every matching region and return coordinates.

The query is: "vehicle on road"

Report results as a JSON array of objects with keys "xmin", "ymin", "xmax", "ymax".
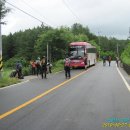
[{"xmin": 69, "ymin": 42, "xmax": 97, "ymax": 69}]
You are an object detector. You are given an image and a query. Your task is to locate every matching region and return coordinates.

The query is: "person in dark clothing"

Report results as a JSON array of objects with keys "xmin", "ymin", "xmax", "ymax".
[
  {"xmin": 108, "ymin": 56, "xmax": 112, "ymax": 66},
  {"xmin": 102, "ymin": 56, "xmax": 106, "ymax": 66},
  {"xmin": 41, "ymin": 56, "xmax": 47, "ymax": 79},
  {"xmin": 16, "ymin": 61, "xmax": 23, "ymax": 79},
  {"xmin": 36, "ymin": 57, "xmax": 41, "ymax": 76},
  {"xmin": 116, "ymin": 56, "xmax": 119, "ymax": 67},
  {"xmin": 64, "ymin": 57, "xmax": 71, "ymax": 79}
]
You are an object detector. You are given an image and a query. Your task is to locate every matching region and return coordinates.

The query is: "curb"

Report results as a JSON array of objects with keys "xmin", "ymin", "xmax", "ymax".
[
  {"xmin": 0, "ymin": 71, "xmax": 63, "ymax": 90},
  {"xmin": 0, "ymin": 80, "xmax": 29, "ymax": 90}
]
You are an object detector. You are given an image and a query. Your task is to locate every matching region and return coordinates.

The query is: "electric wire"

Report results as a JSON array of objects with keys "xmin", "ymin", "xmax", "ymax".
[
  {"xmin": 6, "ymin": 1, "xmax": 51, "ymax": 27},
  {"xmin": 62, "ymin": 0, "xmax": 81, "ymax": 23},
  {"xmin": 20, "ymin": 0, "xmax": 55, "ymax": 26}
]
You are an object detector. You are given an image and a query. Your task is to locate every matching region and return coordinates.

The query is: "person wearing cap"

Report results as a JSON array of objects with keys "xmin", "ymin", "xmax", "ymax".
[{"xmin": 40, "ymin": 56, "xmax": 47, "ymax": 79}]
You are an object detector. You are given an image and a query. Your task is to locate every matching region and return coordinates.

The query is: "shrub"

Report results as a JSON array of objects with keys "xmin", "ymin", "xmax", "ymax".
[
  {"xmin": 52, "ymin": 59, "xmax": 64, "ymax": 73},
  {"xmin": 121, "ymin": 44, "xmax": 130, "ymax": 65},
  {"xmin": 4, "ymin": 57, "xmax": 29, "ymax": 68},
  {"xmin": 22, "ymin": 67, "xmax": 31, "ymax": 76}
]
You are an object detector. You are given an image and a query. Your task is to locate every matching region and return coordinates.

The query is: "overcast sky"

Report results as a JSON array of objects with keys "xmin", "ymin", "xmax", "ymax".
[{"xmin": 2, "ymin": 0, "xmax": 130, "ymax": 39}]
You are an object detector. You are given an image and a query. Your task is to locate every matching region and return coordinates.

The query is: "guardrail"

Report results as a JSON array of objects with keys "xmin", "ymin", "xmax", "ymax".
[{"xmin": 123, "ymin": 63, "xmax": 130, "ymax": 75}]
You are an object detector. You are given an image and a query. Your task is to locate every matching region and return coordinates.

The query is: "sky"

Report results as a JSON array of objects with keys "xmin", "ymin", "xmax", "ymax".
[{"xmin": 1, "ymin": 0, "xmax": 130, "ymax": 39}]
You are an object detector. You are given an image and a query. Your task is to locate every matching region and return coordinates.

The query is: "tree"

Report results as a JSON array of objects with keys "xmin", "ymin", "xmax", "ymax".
[
  {"xmin": 35, "ymin": 28, "xmax": 74, "ymax": 61},
  {"xmin": 2, "ymin": 33, "xmax": 15, "ymax": 60},
  {"xmin": 0, "ymin": 0, "xmax": 10, "ymax": 77},
  {"xmin": 0, "ymin": 0, "xmax": 10, "ymax": 21},
  {"xmin": 121, "ymin": 43, "xmax": 130, "ymax": 65}
]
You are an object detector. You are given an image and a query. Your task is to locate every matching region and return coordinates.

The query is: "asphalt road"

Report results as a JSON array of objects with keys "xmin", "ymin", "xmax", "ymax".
[{"xmin": 0, "ymin": 62, "xmax": 130, "ymax": 130}]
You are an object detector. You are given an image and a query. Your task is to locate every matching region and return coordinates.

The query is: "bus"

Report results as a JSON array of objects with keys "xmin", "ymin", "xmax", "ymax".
[{"xmin": 69, "ymin": 42, "xmax": 97, "ymax": 68}]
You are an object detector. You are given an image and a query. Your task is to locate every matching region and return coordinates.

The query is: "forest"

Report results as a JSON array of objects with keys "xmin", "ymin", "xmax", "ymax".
[{"xmin": 2, "ymin": 23, "xmax": 130, "ymax": 67}]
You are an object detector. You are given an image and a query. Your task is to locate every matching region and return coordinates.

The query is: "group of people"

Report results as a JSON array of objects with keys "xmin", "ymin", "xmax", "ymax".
[
  {"xmin": 11, "ymin": 55, "xmax": 120, "ymax": 80},
  {"xmin": 11, "ymin": 56, "xmax": 70, "ymax": 80},
  {"xmin": 30, "ymin": 56, "xmax": 52, "ymax": 79},
  {"xmin": 30, "ymin": 56, "xmax": 71, "ymax": 79},
  {"xmin": 102, "ymin": 56, "xmax": 120, "ymax": 67}
]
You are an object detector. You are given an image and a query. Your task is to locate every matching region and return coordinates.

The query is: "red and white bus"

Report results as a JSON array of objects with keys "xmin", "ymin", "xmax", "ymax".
[{"xmin": 69, "ymin": 42, "xmax": 97, "ymax": 68}]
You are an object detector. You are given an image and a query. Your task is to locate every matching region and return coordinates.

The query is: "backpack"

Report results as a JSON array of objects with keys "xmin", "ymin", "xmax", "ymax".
[
  {"xmin": 16, "ymin": 63, "xmax": 22, "ymax": 71},
  {"xmin": 18, "ymin": 64, "xmax": 22, "ymax": 70},
  {"xmin": 41, "ymin": 59, "xmax": 45, "ymax": 65},
  {"xmin": 65, "ymin": 59, "xmax": 70, "ymax": 67}
]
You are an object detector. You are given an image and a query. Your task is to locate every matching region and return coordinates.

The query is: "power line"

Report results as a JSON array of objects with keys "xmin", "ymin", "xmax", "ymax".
[
  {"xmin": 20, "ymin": 0, "xmax": 55, "ymax": 27},
  {"xmin": 6, "ymin": 1, "xmax": 51, "ymax": 27},
  {"xmin": 62, "ymin": 0, "xmax": 81, "ymax": 23}
]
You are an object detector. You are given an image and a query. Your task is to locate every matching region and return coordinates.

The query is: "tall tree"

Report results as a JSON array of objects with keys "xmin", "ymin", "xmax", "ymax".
[
  {"xmin": 0, "ymin": 0, "xmax": 10, "ymax": 21},
  {"xmin": 0, "ymin": 0, "xmax": 10, "ymax": 75}
]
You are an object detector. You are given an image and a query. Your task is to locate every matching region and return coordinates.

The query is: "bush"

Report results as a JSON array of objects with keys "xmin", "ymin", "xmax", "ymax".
[
  {"xmin": 121, "ymin": 44, "xmax": 130, "ymax": 65},
  {"xmin": 52, "ymin": 59, "xmax": 64, "ymax": 73},
  {"xmin": 4, "ymin": 57, "xmax": 29, "ymax": 68},
  {"xmin": 100, "ymin": 51, "xmax": 116, "ymax": 60},
  {"xmin": 22, "ymin": 67, "xmax": 31, "ymax": 76},
  {"xmin": 0, "ymin": 69, "xmax": 20, "ymax": 88}
]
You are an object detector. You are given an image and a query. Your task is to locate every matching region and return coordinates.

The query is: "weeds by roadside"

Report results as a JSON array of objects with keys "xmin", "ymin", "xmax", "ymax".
[{"xmin": 0, "ymin": 69, "xmax": 20, "ymax": 88}]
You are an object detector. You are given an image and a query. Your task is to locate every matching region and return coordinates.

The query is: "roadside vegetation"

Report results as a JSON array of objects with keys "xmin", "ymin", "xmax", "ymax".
[
  {"xmin": 52, "ymin": 60, "xmax": 64, "ymax": 73},
  {"xmin": 1, "ymin": 23, "xmax": 130, "ymax": 88},
  {"xmin": 0, "ymin": 60, "xmax": 64, "ymax": 88},
  {"xmin": 121, "ymin": 43, "xmax": 130, "ymax": 65},
  {"xmin": 0, "ymin": 69, "xmax": 20, "ymax": 88}
]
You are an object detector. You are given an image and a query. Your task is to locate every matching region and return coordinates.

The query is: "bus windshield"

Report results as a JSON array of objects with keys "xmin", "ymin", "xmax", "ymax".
[{"xmin": 70, "ymin": 46, "xmax": 85, "ymax": 58}]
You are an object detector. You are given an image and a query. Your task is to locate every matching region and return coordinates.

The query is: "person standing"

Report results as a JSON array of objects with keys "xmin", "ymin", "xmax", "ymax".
[
  {"xmin": 36, "ymin": 57, "xmax": 41, "ymax": 76},
  {"xmin": 31, "ymin": 60, "xmax": 36, "ymax": 75},
  {"xmin": 64, "ymin": 57, "xmax": 71, "ymax": 79},
  {"xmin": 108, "ymin": 56, "xmax": 112, "ymax": 66},
  {"xmin": 116, "ymin": 56, "xmax": 119, "ymax": 67},
  {"xmin": 41, "ymin": 56, "xmax": 47, "ymax": 79},
  {"xmin": 15, "ymin": 61, "xmax": 23, "ymax": 79},
  {"xmin": 47, "ymin": 60, "xmax": 52, "ymax": 73},
  {"xmin": 102, "ymin": 56, "xmax": 106, "ymax": 66}
]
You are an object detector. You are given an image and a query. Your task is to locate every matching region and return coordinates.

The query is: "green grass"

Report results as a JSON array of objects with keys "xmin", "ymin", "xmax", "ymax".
[
  {"xmin": 52, "ymin": 60, "xmax": 64, "ymax": 73},
  {"xmin": 0, "ymin": 60, "xmax": 64, "ymax": 88},
  {"xmin": 0, "ymin": 69, "xmax": 20, "ymax": 88},
  {"xmin": 122, "ymin": 57, "xmax": 130, "ymax": 65}
]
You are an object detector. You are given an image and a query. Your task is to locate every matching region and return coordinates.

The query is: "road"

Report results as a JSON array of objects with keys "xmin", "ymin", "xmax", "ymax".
[{"xmin": 0, "ymin": 62, "xmax": 130, "ymax": 130}]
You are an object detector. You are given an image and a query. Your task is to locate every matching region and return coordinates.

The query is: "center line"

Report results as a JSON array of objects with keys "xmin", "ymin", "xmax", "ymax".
[{"xmin": 0, "ymin": 69, "xmax": 91, "ymax": 120}]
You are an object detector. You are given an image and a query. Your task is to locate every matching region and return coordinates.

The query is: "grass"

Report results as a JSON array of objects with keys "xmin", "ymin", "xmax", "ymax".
[
  {"xmin": 52, "ymin": 60, "xmax": 64, "ymax": 73},
  {"xmin": 0, "ymin": 60, "xmax": 64, "ymax": 88},
  {"xmin": 122, "ymin": 57, "xmax": 130, "ymax": 65},
  {"xmin": 0, "ymin": 69, "xmax": 20, "ymax": 88}
]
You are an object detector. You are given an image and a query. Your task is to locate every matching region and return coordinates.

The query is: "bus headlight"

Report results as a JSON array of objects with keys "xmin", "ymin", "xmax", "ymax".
[{"xmin": 81, "ymin": 62, "xmax": 84, "ymax": 65}]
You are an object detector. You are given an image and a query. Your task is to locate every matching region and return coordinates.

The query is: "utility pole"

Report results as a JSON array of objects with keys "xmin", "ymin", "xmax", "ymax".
[
  {"xmin": 128, "ymin": 27, "xmax": 130, "ymax": 40},
  {"xmin": 47, "ymin": 43, "xmax": 48, "ymax": 62},
  {"xmin": 0, "ymin": 19, "xmax": 3, "ymax": 78},
  {"xmin": 98, "ymin": 32, "xmax": 101, "ymax": 59},
  {"xmin": 116, "ymin": 43, "xmax": 119, "ymax": 57}
]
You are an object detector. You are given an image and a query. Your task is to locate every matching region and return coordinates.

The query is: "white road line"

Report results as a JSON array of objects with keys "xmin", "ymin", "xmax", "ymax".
[
  {"xmin": 0, "ymin": 71, "xmax": 63, "ymax": 90},
  {"xmin": 0, "ymin": 80, "xmax": 29, "ymax": 90},
  {"xmin": 116, "ymin": 66, "xmax": 130, "ymax": 91}
]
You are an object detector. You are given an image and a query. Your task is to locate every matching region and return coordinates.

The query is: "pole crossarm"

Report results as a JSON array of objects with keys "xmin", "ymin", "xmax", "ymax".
[{"xmin": 0, "ymin": 22, "xmax": 5, "ymax": 24}]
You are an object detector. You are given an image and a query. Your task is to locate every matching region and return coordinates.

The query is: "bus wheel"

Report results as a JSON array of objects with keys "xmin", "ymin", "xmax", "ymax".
[{"xmin": 85, "ymin": 65, "xmax": 87, "ymax": 70}]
